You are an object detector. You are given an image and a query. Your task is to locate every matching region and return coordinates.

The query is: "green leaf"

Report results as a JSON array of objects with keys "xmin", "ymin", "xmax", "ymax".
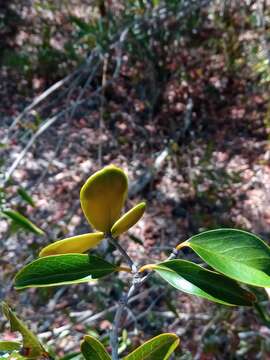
[
  {"xmin": 124, "ymin": 333, "xmax": 179, "ymax": 360},
  {"xmin": 18, "ymin": 188, "xmax": 36, "ymax": 207},
  {"xmin": 14, "ymin": 254, "xmax": 117, "ymax": 289},
  {"xmin": 150, "ymin": 260, "xmax": 255, "ymax": 306},
  {"xmin": 0, "ymin": 340, "xmax": 21, "ymax": 352},
  {"xmin": 2, "ymin": 210, "xmax": 44, "ymax": 235},
  {"xmin": 69, "ymin": 16, "xmax": 94, "ymax": 34},
  {"xmin": 81, "ymin": 335, "xmax": 111, "ymax": 360},
  {"xmin": 184, "ymin": 228, "xmax": 270, "ymax": 287},
  {"xmin": 2, "ymin": 302, "xmax": 48, "ymax": 359}
]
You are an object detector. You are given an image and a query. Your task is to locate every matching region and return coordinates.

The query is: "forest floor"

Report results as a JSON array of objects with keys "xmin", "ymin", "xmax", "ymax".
[{"xmin": 1, "ymin": 3, "xmax": 270, "ymax": 359}]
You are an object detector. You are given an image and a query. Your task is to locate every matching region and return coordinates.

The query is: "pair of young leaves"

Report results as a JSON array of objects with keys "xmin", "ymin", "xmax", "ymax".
[
  {"xmin": 39, "ymin": 165, "xmax": 146, "ymax": 257},
  {"xmin": 1, "ymin": 303, "xmax": 180, "ymax": 360}
]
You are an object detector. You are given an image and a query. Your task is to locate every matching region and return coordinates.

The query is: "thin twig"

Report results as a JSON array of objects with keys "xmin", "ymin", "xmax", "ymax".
[
  {"xmin": 125, "ymin": 290, "xmax": 165, "ymax": 328},
  {"xmin": 8, "ymin": 72, "xmax": 77, "ymax": 132},
  {"xmin": 68, "ymin": 52, "xmax": 100, "ymax": 123},
  {"xmin": 194, "ymin": 308, "xmax": 228, "ymax": 360},
  {"xmin": 8, "ymin": 46, "xmax": 100, "ymax": 133},
  {"xmin": 108, "ymin": 235, "xmax": 137, "ymax": 273},
  {"xmin": 109, "ymin": 244, "xmax": 180, "ymax": 360},
  {"xmin": 98, "ymin": 54, "xmax": 109, "ymax": 167},
  {"xmin": 112, "ymin": 27, "xmax": 129, "ymax": 78},
  {"xmin": 50, "ymin": 287, "xmax": 155, "ymax": 338},
  {"xmin": 3, "ymin": 100, "xmax": 85, "ymax": 185}
]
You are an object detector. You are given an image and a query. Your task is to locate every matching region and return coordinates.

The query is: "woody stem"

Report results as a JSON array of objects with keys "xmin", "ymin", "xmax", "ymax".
[
  {"xmin": 108, "ymin": 235, "xmax": 137, "ymax": 273},
  {"xmin": 109, "ymin": 236, "xmax": 180, "ymax": 360}
]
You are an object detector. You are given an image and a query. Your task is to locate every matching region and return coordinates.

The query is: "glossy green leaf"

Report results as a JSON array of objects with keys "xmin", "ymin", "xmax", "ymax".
[
  {"xmin": 2, "ymin": 210, "xmax": 44, "ymax": 235},
  {"xmin": 185, "ymin": 228, "xmax": 270, "ymax": 287},
  {"xmin": 124, "ymin": 333, "xmax": 179, "ymax": 360},
  {"xmin": 18, "ymin": 188, "xmax": 35, "ymax": 207},
  {"xmin": 0, "ymin": 340, "xmax": 21, "ymax": 352},
  {"xmin": 81, "ymin": 335, "xmax": 111, "ymax": 360},
  {"xmin": 80, "ymin": 165, "xmax": 128, "ymax": 232},
  {"xmin": 111, "ymin": 202, "xmax": 146, "ymax": 237},
  {"xmin": 150, "ymin": 260, "xmax": 255, "ymax": 306},
  {"xmin": 39, "ymin": 232, "xmax": 104, "ymax": 257},
  {"xmin": 14, "ymin": 254, "xmax": 117, "ymax": 289},
  {"xmin": 2, "ymin": 302, "xmax": 47, "ymax": 359}
]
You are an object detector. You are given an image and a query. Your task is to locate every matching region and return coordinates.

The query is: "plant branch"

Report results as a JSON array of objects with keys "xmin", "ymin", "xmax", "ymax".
[
  {"xmin": 108, "ymin": 235, "xmax": 137, "ymax": 273},
  {"xmin": 3, "ymin": 100, "xmax": 86, "ymax": 185},
  {"xmin": 109, "ymin": 244, "xmax": 180, "ymax": 360},
  {"xmin": 8, "ymin": 72, "xmax": 78, "ymax": 132}
]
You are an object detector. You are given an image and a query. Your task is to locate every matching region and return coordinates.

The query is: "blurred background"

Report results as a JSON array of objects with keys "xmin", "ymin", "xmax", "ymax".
[{"xmin": 1, "ymin": 0, "xmax": 270, "ymax": 358}]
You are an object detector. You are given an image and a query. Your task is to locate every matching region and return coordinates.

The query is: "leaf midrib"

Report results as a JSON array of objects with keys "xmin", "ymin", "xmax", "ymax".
[
  {"xmin": 155, "ymin": 266, "xmax": 236, "ymax": 305},
  {"xmin": 126, "ymin": 338, "xmax": 175, "ymax": 360},
  {"xmin": 16, "ymin": 266, "xmax": 115, "ymax": 285},
  {"xmin": 189, "ymin": 242, "xmax": 267, "ymax": 267},
  {"xmin": 188, "ymin": 243, "xmax": 270, "ymax": 285}
]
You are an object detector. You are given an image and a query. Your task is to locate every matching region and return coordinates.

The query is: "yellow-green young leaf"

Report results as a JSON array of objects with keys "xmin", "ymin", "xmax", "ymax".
[
  {"xmin": 184, "ymin": 229, "xmax": 270, "ymax": 287},
  {"xmin": 0, "ymin": 340, "xmax": 21, "ymax": 352},
  {"xmin": 2, "ymin": 302, "xmax": 48, "ymax": 359},
  {"xmin": 81, "ymin": 335, "xmax": 111, "ymax": 360},
  {"xmin": 80, "ymin": 165, "xmax": 128, "ymax": 232},
  {"xmin": 149, "ymin": 260, "xmax": 256, "ymax": 306},
  {"xmin": 2, "ymin": 210, "xmax": 44, "ymax": 235},
  {"xmin": 39, "ymin": 232, "xmax": 104, "ymax": 257},
  {"xmin": 14, "ymin": 254, "xmax": 117, "ymax": 289},
  {"xmin": 123, "ymin": 333, "xmax": 179, "ymax": 360},
  {"xmin": 111, "ymin": 202, "xmax": 146, "ymax": 237}
]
